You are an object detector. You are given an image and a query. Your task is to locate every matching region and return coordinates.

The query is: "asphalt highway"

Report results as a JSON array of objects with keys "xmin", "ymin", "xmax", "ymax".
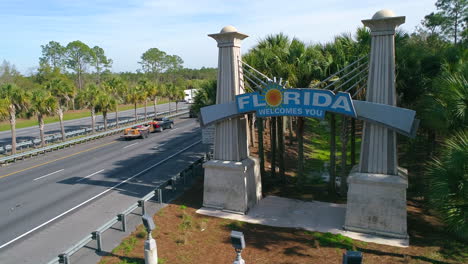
[
  {"xmin": 0, "ymin": 115, "xmax": 206, "ymax": 263},
  {"xmin": 0, "ymin": 102, "xmax": 188, "ymax": 146}
]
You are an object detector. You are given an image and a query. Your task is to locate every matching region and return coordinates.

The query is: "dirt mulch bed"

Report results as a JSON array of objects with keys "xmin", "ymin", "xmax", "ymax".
[{"xmin": 98, "ymin": 176, "xmax": 467, "ymax": 264}]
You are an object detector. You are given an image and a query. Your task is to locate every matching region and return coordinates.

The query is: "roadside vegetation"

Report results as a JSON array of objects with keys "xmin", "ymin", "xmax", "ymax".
[
  {"xmin": 190, "ymin": 0, "xmax": 467, "ymax": 245},
  {"xmin": 0, "ymin": 44, "xmax": 216, "ymax": 154},
  {"xmin": 99, "ymin": 176, "xmax": 468, "ymax": 264}
]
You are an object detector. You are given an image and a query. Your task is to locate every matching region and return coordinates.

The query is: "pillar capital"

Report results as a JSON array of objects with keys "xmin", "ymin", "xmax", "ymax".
[
  {"xmin": 362, "ymin": 10, "xmax": 405, "ymax": 36},
  {"xmin": 209, "ymin": 25, "xmax": 249, "ymax": 48}
]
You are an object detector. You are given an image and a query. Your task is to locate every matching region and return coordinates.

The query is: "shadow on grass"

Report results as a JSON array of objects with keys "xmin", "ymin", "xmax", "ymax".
[{"xmin": 97, "ymin": 251, "xmax": 145, "ymax": 264}]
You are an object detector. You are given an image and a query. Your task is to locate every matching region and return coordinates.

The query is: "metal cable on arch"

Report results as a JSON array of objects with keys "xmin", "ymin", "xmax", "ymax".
[{"xmin": 238, "ymin": 55, "xmax": 369, "ymax": 99}]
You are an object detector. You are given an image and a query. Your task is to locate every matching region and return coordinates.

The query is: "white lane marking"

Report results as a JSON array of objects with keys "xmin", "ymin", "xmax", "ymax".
[
  {"xmin": 33, "ymin": 169, "xmax": 65, "ymax": 181},
  {"xmin": 76, "ymin": 169, "xmax": 105, "ymax": 182},
  {"xmin": 0, "ymin": 139, "xmax": 201, "ymax": 250},
  {"xmin": 123, "ymin": 143, "xmax": 139, "ymax": 149}
]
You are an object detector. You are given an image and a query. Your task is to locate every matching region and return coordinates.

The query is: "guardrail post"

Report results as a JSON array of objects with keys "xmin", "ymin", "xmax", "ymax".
[
  {"xmin": 118, "ymin": 213, "xmax": 127, "ymax": 232},
  {"xmin": 171, "ymin": 177, "xmax": 177, "ymax": 191},
  {"xmin": 138, "ymin": 200, "xmax": 146, "ymax": 215},
  {"xmin": 190, "ymin": 164, "xmax": 195, "ymax": 178},
  {"xmin": 181, "ymin": 171, "xmax": 186, "ymax": 185},
  {"xmin": 58, "ymin": 253, "xmax": 70, "ymax": 264},
  {"xmin": 92, "ymin": 231, "xmax": 103, "ymax": 252},
  {"xmin": 156, "ymin": 189, "xmax": 163, "ymax": 204}
]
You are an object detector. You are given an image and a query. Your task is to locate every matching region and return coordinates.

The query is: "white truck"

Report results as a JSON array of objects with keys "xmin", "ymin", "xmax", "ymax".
[{"xmin": 184, "ymin": 89, "xmax": 198, "ymax": 104}]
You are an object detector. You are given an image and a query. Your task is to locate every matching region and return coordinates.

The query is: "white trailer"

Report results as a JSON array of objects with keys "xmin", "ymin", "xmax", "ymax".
[{"xmin": 184, "ymin": 89, "xmax": 198, "ymax": 104}]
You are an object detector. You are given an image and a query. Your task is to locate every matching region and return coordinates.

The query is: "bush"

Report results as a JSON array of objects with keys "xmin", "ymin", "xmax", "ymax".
[{"xmin": 427, "ymin": 131, "xmax": 468, "ymax": 241}]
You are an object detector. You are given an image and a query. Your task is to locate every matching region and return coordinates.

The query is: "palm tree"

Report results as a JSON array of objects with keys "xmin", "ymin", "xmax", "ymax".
[
  {"xmin": 438, "ymin": 73, "xmax": 467, "ymax": 130},
  {"xmin": 103, "ymin": 76, "xmax": 126, "ymax": 128},
  {"xmin": 125, "ymin": 85, "xmax": 145, "ymax": 122},
  {"xmin": 191, "ymin": 80, "xmax": 216, "ymax": 115},
  {"xmin": 173, "ymin": 85, "xmax": 185, "ymax": 112},
  {"xmin": 47, "ymin": 78, "xmax": 75, "ymax": 141},
  {"xmin": 77, "ymin": 84, "xmax": 100, "ymax": 133},
  {"xmin": 0, "ymin": 98, "xmax": 8, "ymax": 119},
  {"xmin": 138, "ymin": 79, "xmax": 151, "ymax": 120},
  {"xmin": 95, "ymin": 89, "xmax": 116, "ymax": 131},
  {"xmin": 145, "ymin": 81, "xmax": 160, "ymax": 117},
  {"xmin": 244, "ymin": 34, "xmax": 328, "ymax": 184},
  {"xmin": 427, "ymin": 131, "xmax": 468, "ymax": 242},
  {"xmin": 30, "ymin": 89, "xmax": 57, "ymax": 147},
  {"xmin": 0, "ymin": 83, "xmax": 29, "ymax": 154},
  {"xmin": 164, "ymin": 83, "xmax": 175, "ymax": 114}
]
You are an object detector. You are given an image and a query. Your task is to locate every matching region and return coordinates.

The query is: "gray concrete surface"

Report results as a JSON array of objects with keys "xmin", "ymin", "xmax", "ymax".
[
  {"xmin": 0, "ymin": 115, "xmax": 206, "ymax": 263},
  {"xmin": 197, "ymin": 196, "xmax": 409, "ymax": 247},
  {"xmin": 0, "ymin": 102, "xmax": 187, "ymax": 146}
]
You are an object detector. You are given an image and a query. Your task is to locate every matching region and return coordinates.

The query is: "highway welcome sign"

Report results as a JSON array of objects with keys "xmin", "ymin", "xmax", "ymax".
[{"xmin": 236, "ymin": 82, "xmax": 356, "ymax": 119}]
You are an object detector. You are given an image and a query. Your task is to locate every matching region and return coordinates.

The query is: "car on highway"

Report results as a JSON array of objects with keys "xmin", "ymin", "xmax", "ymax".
[
  {"xmin": 147, "ymin": 117, "xmax": 174, "ymax": 132},
  {"xmin": 122, "ymin": 125, "xmax": 150, "ymax": 140}
]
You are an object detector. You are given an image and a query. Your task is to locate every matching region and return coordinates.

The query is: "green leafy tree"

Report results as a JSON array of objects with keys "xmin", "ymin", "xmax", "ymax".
[
  {"xmin": 40, "ymin": 41, "xmax": 66, "ymax": 71},
  {"xmin": 139, "ymin": 48, "xmax": 184, "ymax": 81},
  {"xmin": 30, "ymin": 89, "xmax": 57, "ymax": 147},
  {"xmin": 427, "ymin": 131, "xmax": 468, "ymax": 241},
  {"xmin": 139, "ymin": 48, "xmax": 168, "ymax": 79},
  {"xmin": 76, "ymin": 84, "xmax": 100, "ymax": 133},
  {"xmin": 91, "ymin": 46, "xmax": 112, "ymax": 85},
  {"xmin": 422, "ymin": 0, "xmax": 467, "ymax": 44},
  {"xmin": 0, "ymin": 84, "xmax": 29, "ymax": 154},
  {"xmin": 66, "ymin": 41, "xmax": 93, "ymax": 90},
  {"xmin": 0, "ymin": 60, "xmax": 21, "ymax": 85}
]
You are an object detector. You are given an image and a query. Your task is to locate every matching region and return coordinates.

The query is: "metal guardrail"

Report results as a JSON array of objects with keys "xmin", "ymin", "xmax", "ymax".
[
  {"xmin": 45, "ymin": 152, "xmax": 211, "ymax": 264},
  {"xmin": 0, "ymin": 107, "xmax": 188, "ymax": 155},
  {"xmin": 0, "ymin": 109, "xmax": 189, "ymax": 165}
]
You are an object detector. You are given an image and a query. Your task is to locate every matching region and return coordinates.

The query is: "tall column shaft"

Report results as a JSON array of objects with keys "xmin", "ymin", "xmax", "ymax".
[
  {"xmin": 358, "ymin": 16, "xmax": 404, "ymax": 176},
  {"xmin": 210, "ymin": 30, "xmax": 248, "ymax": 161}
]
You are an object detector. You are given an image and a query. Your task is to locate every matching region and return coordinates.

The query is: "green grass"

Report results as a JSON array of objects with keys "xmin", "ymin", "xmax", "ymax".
[
  {"xmin": 112, "ymin": 237, "xmax": 138, "ymax": 255},
  {"xmin": 179, "ymin": 213, "xmax": 193, "ymax": 231},
  {"xmin": 304, "ymin": 117, "xmax": 361, "ymax": 174},
  {"xmin": 0, "ymin": 99, "xmax": 171, "ymax": 132},
  {"xmin": 225, "ymin": 220, "xmax": 246, "ymax": 230}
]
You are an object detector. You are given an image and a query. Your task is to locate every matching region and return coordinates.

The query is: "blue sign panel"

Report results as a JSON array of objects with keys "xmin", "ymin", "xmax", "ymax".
[{"xmin": 236, "ymin": 82, "xmax": 356, "ymax": 118}]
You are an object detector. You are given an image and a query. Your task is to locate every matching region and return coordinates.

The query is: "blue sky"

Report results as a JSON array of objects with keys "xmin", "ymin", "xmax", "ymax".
[{"xmin": 0, "ymin": 0, "xmax": 437, "ymax": 75}]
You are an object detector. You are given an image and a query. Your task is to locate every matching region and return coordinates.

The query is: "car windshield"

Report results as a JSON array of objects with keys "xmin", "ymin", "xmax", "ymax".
[{"xmin": 153, "ymin": 118, "xmax": 163, "ymax": 121}]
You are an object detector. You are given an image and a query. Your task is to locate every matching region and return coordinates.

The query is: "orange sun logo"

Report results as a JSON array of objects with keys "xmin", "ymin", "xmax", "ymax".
[{"xmin": 265, "ymin": 88, "xmax": 282, "ymax": 107}]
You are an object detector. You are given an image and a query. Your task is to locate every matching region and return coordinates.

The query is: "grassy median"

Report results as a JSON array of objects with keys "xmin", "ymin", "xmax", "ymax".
[{"xmin": 0, "ymin": 99, "xmax": 170, "ymax": 132}]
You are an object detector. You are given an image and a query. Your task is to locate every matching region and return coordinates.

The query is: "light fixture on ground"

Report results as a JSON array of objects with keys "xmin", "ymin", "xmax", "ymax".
[
  {"xmin": 231, "ymin": 230, "xmax": 246, "ymax": 264},
  {"xmin": 142, "ymin": 214, "xmax": 158, "ymax": 264}
]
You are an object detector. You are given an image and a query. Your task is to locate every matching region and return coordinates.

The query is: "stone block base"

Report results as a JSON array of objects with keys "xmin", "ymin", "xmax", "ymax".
[
  {"xmin": 344, "ymin": 166, "xmax": 408, "ymax": 239},
  {"xmin": 203, "ymin": 157, "xmax": 261, "ymax": 214}
]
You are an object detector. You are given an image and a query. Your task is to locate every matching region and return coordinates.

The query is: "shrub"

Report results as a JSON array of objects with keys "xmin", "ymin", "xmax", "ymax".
[{"xmin": 427, "ymin": 131, "xmax": 468, "ymax": 241}]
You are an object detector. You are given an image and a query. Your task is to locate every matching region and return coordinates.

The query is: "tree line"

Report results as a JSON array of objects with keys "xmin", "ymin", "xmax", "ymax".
[{"xmin": 0, "ymin": 42, "xmax": 216, "ymax": 154}]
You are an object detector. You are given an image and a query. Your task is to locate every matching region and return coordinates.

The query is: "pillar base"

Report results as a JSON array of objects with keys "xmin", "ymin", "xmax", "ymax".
[
  {"xmin": 344, "ymin": 166, "xmax": 408, "ymax": 239},
  {"xmin": 203, "ymin": 157, "xmax": 261, "ymax": 214}
]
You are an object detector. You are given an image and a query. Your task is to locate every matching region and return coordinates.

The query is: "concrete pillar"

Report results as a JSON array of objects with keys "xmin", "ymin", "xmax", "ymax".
[
  {"xmin": 344, "ymin": 10, "xmax": 409, "ymax": 239},
  {"xmin": 358, "ymin": 10, "xmax": 405, "ymax": 175},
  {"xmin": 202, "ymin": 26, "xmax": 262, "ymax": 214}
]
